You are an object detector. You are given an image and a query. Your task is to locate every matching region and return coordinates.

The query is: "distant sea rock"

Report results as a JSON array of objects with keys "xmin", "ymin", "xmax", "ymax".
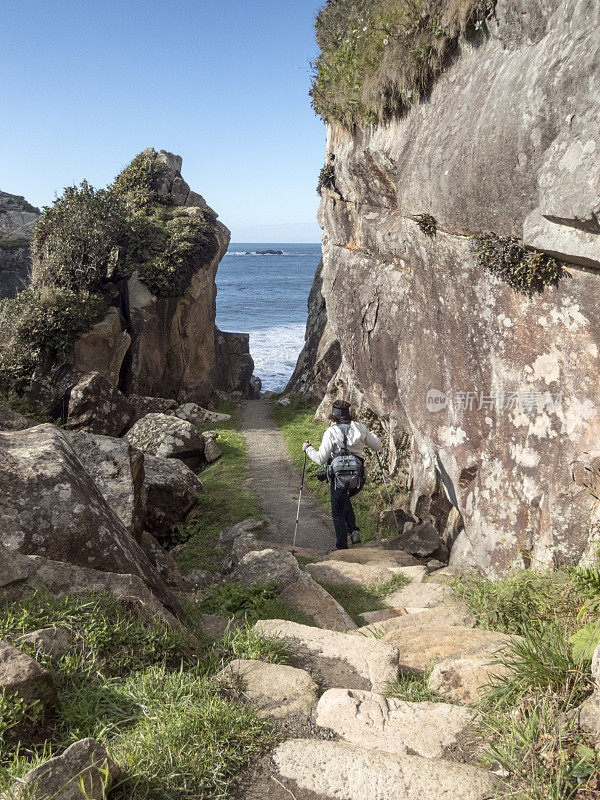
[{"xmin": 253, "ymin": 249, "xmax": 284, "ymax": 255}]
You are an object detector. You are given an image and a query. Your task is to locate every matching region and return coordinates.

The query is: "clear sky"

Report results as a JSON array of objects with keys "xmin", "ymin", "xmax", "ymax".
[{"xmin": 1, "ymin": 0, "xmax": 326, "ymax": 242}]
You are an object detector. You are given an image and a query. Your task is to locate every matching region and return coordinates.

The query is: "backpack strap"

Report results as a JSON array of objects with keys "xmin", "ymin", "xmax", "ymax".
[{"xmin": 338, "ymin": 423, "xmax": 350, "ymax": 455}]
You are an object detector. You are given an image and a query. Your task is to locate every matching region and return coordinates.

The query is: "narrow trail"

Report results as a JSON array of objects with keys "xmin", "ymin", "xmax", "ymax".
[{"xmin": 240, "ymin": 399, "xmax": 333, "ymax": 554}]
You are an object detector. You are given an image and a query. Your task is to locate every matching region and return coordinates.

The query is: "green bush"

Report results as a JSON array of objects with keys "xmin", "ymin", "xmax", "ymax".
[
  {"xmin": 317, "ymin": 163, "xmax": 336, "ymax": 194},
  {"xmin": 312, "ymin": 0, "xmax": 494, "ymax": 126},
  {"xmin": 473, "ymin": 233, "xmax": 563, "ymax": 293},
  {"xmin": 111, "ymin": 151, "xmax": 174, "ymax": 210}
]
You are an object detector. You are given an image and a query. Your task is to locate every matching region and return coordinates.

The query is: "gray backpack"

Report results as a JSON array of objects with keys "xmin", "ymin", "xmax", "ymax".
[{"xmin": 327, "ymin": 424, "xmax": 365, "ymax": 491}]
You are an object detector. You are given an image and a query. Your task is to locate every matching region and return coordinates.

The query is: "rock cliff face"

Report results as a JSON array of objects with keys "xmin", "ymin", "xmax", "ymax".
[
  {"xmin": 0, "ymin": 192, "xmax": 39, "ymax": 299},
  {"xmin": 310, "ymin": 0, "xmax": 600, "ymax": 576}
]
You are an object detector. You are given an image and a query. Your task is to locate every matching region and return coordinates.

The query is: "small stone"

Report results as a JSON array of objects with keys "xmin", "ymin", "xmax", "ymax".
[
  {"xmin": 426, "ymin": 559, "xmax": 446, "ymax": 572},
  {"xmin": 15, "ymin": 627, "xmax": 74, "ymax": 659},
  {"xmin": 203, "ymin": 436, "xmax": 222, "ymax": 463},
  {"xmin": 2, "ymin": 738, "xmax": 118, "ymax": 800},
  {"xmin": 0, "ymin": 641, "xmax": 55, "ymax": 705},
  {"xmin": 218, "ymin": 519, "xmax": 266, "ymax": 549},
  {"xmin": 200, "ymin": 614, "xmax": 243, "ymax": 640},
  {"xmin": 183, "ymin": 569, "xmax": 214, "ymax": 589},
  {"xmin": 216, "ymin": 659, "xmax": 319, "ymax": 719},
  {"xmin": 382, "ymin": 522, "xmax": 446, "ymax": 560},
  {"xmin": 0, "ymin": 404, "xmax": 36, "ymax": 432},
  {"xmin": 315, "ymin": 688, "xmax": 480, "ymax": 758}
]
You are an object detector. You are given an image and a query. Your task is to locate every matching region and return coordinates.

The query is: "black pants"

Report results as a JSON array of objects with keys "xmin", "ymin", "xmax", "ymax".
[{"xmin": 330, "ymin": 484, "xmax": 359, "ymax": 549}]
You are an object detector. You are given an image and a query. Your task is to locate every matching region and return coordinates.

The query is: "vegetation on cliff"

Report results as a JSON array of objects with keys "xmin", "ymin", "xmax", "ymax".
[
  {"xmin": 0, "ymin": 151, "xmax": 219, "ymax": 393},
  {"xmin": 473, "ymin": 233, "xmax": 563, "ymax": 294},
  {"xmin": 312, "ymin": 0, "xmax": 494, "ymax": 126}
]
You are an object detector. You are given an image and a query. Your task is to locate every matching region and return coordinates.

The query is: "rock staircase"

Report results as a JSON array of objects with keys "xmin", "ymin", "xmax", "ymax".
[{"xmin": 218, "ymin": 540, "xmax": 511, "ymax": 799}]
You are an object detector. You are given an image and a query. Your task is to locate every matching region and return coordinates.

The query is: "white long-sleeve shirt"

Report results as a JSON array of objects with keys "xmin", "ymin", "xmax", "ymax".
[{"xmin": 306, "ymin": 421, "xmax": 382, "ymax": 466}]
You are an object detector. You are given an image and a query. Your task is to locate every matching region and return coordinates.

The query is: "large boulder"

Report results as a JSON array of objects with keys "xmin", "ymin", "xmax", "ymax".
[
  {"xmin": 0, "ymin": 404, "xmax": 36, "ymax": 432},
  {"xmin": 129, "ymin": 394, "xmax": 178, "ymax": 422},
  {"xmin": 1, "ymin": 738, "xmax": 118, "ymax": 800},
  {"xmin": 215, "ymin": 330, "xmax": 254, "ymax": 395},
  {"xmin": 253, "ymin": 620, "xmax": 399, "ymax": 693},
  {"xmin": 124, "ymin": 413, "xmax": 205, "ymax": 468},
  {"xmin": 218, "ymin": 519, "xmax": 267, "ymax": 550},
  {"xmin": 315, "ymin": 689, "xmax": 479, "ymax": 758},
  {"xmin": 0, "ymin": 543, "xmax": 182, "ymax": 630},
  {"xmin": 327, "ymin": 547, "xmax": 418, "ymax": 566},
  {"xmin": 143, "ymin": 454, "xmax": 203, "ymax": 540},
  {"xmin": 65, "ymin": 372, "xmax": 134, "ymax": 436},
  {"xmin": 0, "ymin": 641, "xmax": 54, "ymax": 706},
  {"xmin": 0, "ymin": 425, "xmax": 178, "ymax": 615},
  {"xmin": 64, "ymin": 430, "xmax": 145, "ymax": 541},
  {"xmin": 175, "ymin": 402, "xmax": 231, "ymax": 425}
]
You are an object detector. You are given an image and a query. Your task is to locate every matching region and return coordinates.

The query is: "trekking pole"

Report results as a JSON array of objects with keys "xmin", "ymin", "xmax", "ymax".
[
  {"xmin": 376, "ymin": 451, "xmax": 401, "ymax": 532},
  {"xmin": 292, "ymin": 451, "xmax": 308, "ymax": 555}
]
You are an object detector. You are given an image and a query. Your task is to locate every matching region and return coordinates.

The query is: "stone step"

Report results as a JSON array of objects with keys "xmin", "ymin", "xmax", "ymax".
[
  {"xmin": 325, "ymin": 547, "xmax": 418, "ymax": 566},
  {"xmin": 215, "ymin": 659, "xmax": 318, "ymax": 720},
  {"xmin": 384, "ymin": 580, "xmax": 453, "ymax": 609},
  {"xmin": 253, "ymin": 620, "xmax": 399, "ymax": 693},
  {"xmin": 278, "ymin": 572, "xmax": 356, "ymax": 631},
  {"xmin": 306, "ymin": 560, "xmax": 401, "ymax": 587},
  {"xmin": 250, "ymin": 739, "xmax": 498, "ymax": 800},
  {"xmin": 315, "ymin": 688, "xmax": 480, "ymax": 758},
  {"xmin": 381, "ymin": 624, "xmax": 517, "ymax": 675},
  {"xmin": 351, "ymin": 603, "xmax": 476, "ymax": 638}
]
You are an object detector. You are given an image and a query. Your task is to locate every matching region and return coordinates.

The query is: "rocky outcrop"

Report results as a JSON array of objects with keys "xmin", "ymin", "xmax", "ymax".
[
  {"xmin": 0, "ymin": 191, "xmax": 39, "ymax": 299},
  {"xmin": 27, "ymin": 150, "xmax": 254, "ymax": 415},
  {"xmin": 286, "ymin": 260, "xmax": 341, "ymax": 400},
  {"xmin": 306, "ymin": 0, "xmax": 600, "ymax": 576}
]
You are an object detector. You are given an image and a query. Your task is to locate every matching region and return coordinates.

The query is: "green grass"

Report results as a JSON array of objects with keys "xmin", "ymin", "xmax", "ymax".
[
  {"xmin": 386, "ymin": 671, "xmax": 441, "ymax": 702},
  {"xmin": 271, "ymin": 395, "xmax": 409, "ymax": 543},
  {"xmin": 198, "ymin": 581, "xmax": 315, "ymax": 627},
  {"xmin": 320, "ymin": 572, "xmax": 410, "ymax": 625},
  {"xmin": 0, "ymin": 591, "xmax": 285, "ymax": 800},
  {"xmin": 176, "ymin": 404, "xmax": 261, "ymax": 574}
]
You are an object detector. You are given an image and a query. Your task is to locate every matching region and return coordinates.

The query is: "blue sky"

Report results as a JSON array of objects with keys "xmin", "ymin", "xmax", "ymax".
[{"xmin": 0, "ymin": 0, "xmax": 326, "ymax": 242}]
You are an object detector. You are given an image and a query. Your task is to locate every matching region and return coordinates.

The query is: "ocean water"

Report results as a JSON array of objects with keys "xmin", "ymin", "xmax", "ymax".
[{"xmin": 215, "ymin": 243, "xmax": 322, "ymax": 391}]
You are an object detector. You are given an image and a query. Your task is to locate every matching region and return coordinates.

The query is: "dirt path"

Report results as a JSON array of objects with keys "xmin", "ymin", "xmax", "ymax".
[{"xmin": 240, "ymin": 399, "xmax": 333, "ymax": 553}]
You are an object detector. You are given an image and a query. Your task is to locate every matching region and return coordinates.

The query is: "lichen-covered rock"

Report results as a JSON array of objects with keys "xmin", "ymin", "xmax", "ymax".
[
  {"xmin": 305, "ymin": 0, "xmax": 600, "ymax": 576},
  {"xmin": 216, "ymin": 659, "xmax": 319, "ymax": 720},
  {"xmin": 64, "ymin": 430, "xmax": 145, "ymax": 541},
  {"xmin": 2, "ymin": 738, "xmax": 118, "ymax": 800},
  {"xmin": 0, "ymin": 404, "xmax": 36, "ymax": 431},
  {"xmin": 65, "ymin": 372, "xmax": 134, "ymax": 436},
  {"xmin": 203, "ymin": 433, "xmax": 222, "ymax": 463},
  {"xmin": 384, "ymin": 581, "xmax": 453, "ymax": 610},
  {"xmin": 0, "ymin": 641, "xmax": 54, "ymax": 705},
  {"xmin": 140, "ymin": 531, "xmax": 185, "ymax": 586},
  {"xmin": 232, "ymin": 549, "xmax": 302, "ymax": 588},
  {"xmin": 142, "ymin": 453, "xmax": 203, "ymax": 539},
  {"xmin": 175, "ymin": 402, "xmax": 231, "ymax": 425},
  {"xmin": 0, "ymin": 542, "xmax": 182, "ymax": 630},
  {"xmin": 16, "ymin": 627, "xmax": 75, "ymax": 659},
  {"xmin": 129, "ymin": 394, "xmax": 178, "ymax": 422},
  {"xmin": 0, "ymin": 425, "xmax": 178, "ymax": 615},
  {"xmin": 218, "ymin": 519, "xmax": 267, "ymax": 549},
  {"xmin": 124, "ymin": 413, "xmax": 205, "ymax": 468}
]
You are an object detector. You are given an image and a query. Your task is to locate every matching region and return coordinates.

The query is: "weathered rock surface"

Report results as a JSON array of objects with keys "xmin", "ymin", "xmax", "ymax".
[
  {"xmin": 352, "ymin": 603, "xmax": 476, "ymax": 638},
  {"xmin": 203, "ymin": 433, "xmax": 222, "ymax": 463},
  {"xmin": 285, "ymin": 259, "xmax": 341, "ymax": 401},
  {"xmin": 0, "ymin": 404, "xmax": 36, "ymax": 431},
  {"xmin": 175, "ymin": 402, "xmax": 231, "ymax": 425},
  {"xmin": 306, "ymin": 0, "xmax": 600, "ymax": 576},
  {"xmin": 253, "ymin": 620, "xmax": 399, "ymax": 692},
  {"xmin": 316, "ymin": 688, "xmax": 479, "ymax": 758},
  {"xmin": 279, "ymin": 572, "xmax": 357, "ymax": 632},
  {"xmin": 0, "ymin": 543, "xmax": 182, "ymax": 629},
  {"xmin": 143, "ymin": 453, "xmax": 203, "ymax": 539},
  {"xmin": 0, "ymin": 641, "xmax": 54, "ymax": 705},
  {"xmin": 216, "ymin": 659, "xmax": 319, "ymax": 719},
  {"xmin": 140, "ymin": 531, "xmax": 185, "ymax": 586},
  {"xmin": 382, "ymin": 625, "xmax": 516, "ymax": 674},
  {"xmin": 2, "ymin": 738, "xmax": 118, "ymax": 800},
  {"xmin": 327, "ymin": 547, "xmax": 418, "ymax": 566},
  {"xmin": 124, "ymin": 413, "xmax": 205, "ymax": 468},
  {"xmin": 0, "ymin": 426, "xmax": 178, "ymax": 614},
  {"xmin": 129, "ymin": 394, "xmax": 178, "ymax": 422},
  {"xmin": 215, "ymin": 330, "xmax": 255, "ymax": 397},
  {"xmin": 578, "ymin": 691, "xmax": 600, "ymax": 742},
  {"xmin": 0, "ymin": 190, "xmax": 39, "ymax": 300},
  {"xmin": 267, "ymin": 739, "xmax": 497, "ymax": 800},
  {"xmin": 65, "ymin": 372, "xmax": 134, "ymax": 436},
  {"xmin": 16, "ymin": 627, "xmax": 74, "ymax": 659},
  {"xmin": 218, "ymin": 519, "xmax": 267, "ymax": 549},
  {"xmin": 71, "ymin": 308, "xmax": 131, "ymax": 388},
  {"xmin": 359, "ymin": 608, "xmax": 407, "ymax": 625},
  {"xmin": 306, "ymin": 560, "xmax": 398, "ymax": 587},
  {"xmin": 232, "ymin": 549, "xmax": 302, "ymax": 588},
  {"xmin": 384, "ymin": 581, "xmax": 453, "ymax": 609},
  {"xmin": 428, "ymin": 655, "xmax": 510, "ymax": 705},
  {"xmin": 383, "ymin": 523, "xmax": 447, "ymax": 561},
  {"xmin": 64, "ymin": 430, "xmax": 145, "ymax": 540}
]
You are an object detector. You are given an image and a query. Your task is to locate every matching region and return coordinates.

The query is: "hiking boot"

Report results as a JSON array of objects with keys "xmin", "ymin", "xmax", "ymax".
[{"xmin": 349, "ymin": 530, "xmax": 361, "ymax": 545}]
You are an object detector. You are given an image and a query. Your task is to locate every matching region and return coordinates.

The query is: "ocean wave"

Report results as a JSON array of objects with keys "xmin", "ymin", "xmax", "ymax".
[
  {"xmin": 226, "ymin": 251, "xmax": 303, "ymax": 257},
  {"xmin": 249, "ymin": 323, "xmax": 306, "ymax": 392}
]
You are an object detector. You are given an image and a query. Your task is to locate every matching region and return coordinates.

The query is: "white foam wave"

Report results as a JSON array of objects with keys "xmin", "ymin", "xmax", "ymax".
[{"xmin": 249, "ymin": 323, "xmax": 306, "ymax": 392}]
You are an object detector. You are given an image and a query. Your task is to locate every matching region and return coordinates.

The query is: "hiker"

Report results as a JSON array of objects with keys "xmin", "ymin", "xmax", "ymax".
[{"xmin": 302, "ymin": 400, "xmax": 382, "ymax": 550}]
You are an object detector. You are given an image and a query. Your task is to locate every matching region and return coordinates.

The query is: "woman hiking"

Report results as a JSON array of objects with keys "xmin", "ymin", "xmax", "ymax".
[{"xmin": 302, "ymin": 400, "xmax": 382, "ymax": 550}]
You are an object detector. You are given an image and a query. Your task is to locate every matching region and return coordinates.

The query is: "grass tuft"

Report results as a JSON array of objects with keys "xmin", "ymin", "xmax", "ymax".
[{"xmin": 320, "ymin": 572, "xmax": 409, "ymax": 625}]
